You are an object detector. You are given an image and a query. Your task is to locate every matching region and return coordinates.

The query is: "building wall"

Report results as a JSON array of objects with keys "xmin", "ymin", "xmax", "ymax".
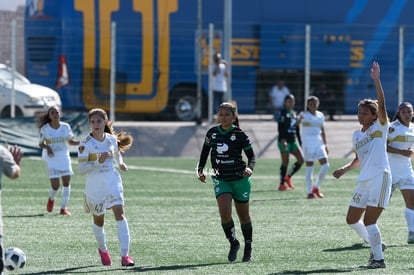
[{"xmin": 0, "ymin": 6, "xmax": 25, "ymax": 74}]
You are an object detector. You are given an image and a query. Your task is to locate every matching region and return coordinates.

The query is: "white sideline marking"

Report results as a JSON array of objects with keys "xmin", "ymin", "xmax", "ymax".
[
  {"xmin": 128, "ymin": 165, "xmax": 195, "ymax": 175},
  {"xmin": 28, "ymin": 156, "xmax": 357, "ymax": 179}
]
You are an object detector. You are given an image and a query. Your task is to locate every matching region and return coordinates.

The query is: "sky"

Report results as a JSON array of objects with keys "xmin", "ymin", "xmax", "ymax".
[{"xmin": 0, "ymin": 0, "xmax": 25, "ymax": 11}]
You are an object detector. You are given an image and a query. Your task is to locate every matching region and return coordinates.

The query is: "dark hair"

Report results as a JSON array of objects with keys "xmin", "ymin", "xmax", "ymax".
[
  {"xmin": 391, "ymin": 102, "xmax": 413, "ymax": 122},
  {"xmin": 37, "ymin": 105, "xmax": 61, "ymax": 129},
  {"xmin": 218, "ymin": 102, "xmax": 239, "ymax": 127},
  {"xmin": 358, "ymin": 99, "xmax": 378, "ymax": 116},
  {"xmin": 306, "ymin": 96, "xmax": 320, "ymax": 111},
  {"xmin": 284, "ymin": 94, "xmax": 295, "ymax": 103},
  {"xmin": 88, "ymin": 108, "xmax": 134, "ymax": 152}
]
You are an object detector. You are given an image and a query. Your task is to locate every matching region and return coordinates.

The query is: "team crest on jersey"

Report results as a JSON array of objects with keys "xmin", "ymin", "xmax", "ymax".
[
  {"xmin": 79, "ymin": 146, "xmax": 85, "ymax": 154},
  {"xmin": 389, "ymin": 127, "xmax": 395, "ymax": 134},
  {"xmin": 230, "ymin": 134, "xmax": 236, "ymax": 141}
]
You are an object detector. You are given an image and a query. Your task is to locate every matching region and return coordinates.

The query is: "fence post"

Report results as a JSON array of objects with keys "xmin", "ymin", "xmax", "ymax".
[
  {"xmin": 110, "ymin": 21, "xmax": 116, "ymax": 122},
  {"xmin": 398, "ymin": 26, "xmax": 404, "ymax": 105},
  {"xmin": 304, "ymin": 24, "xmax": 311, "ymax": 111},
  {"xmin": 11, "ymin": 19, "xmax": 17, "ymax": 118}
]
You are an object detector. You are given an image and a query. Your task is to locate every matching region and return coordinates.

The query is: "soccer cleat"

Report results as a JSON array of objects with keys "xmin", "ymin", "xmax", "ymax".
[
  {"xmin": 312, "ymin": 186, "xmax": 324, "ymax": 198},
  {"xmin": 121, "ymin": 256, "xmax": 135, "ymax": 267},
  {"xmin": 307, "ymin": 193, "xmax": 315, "ymax": 199},
  {"xmin": 228, "ymin": 240, "xmax": 240, "ymax": 262},
  {"xmin": 278, "ymin": 184, "xmax": 291, "ymax": 191},
  {"xmin": 60, "ymin": 208, "xmax": 71, "ymax": 216},
  {"xmin": 368, "ymin": 242, "xmax": 387, "ymax": 262},
  {"xmin": 242, "ymin": 245, "xmax": 252, "ymax": 262},
  {"xmin": 365, "ymin": 259, "xmax": 386, "ymax": 269},
  {"xmin": 408, "ymin": 231, "xmax": 414, "ymax": 244},
  {"xmin": 47, "ymin": 198, "xmax": 54, "ymax": 212},
  {"xmin": 98, "ymin": 248, "xmax": 112, "ymax": 266},
  {"xmin": 284, "ymin": 175, "xmax": 295, "ymax": 189}
]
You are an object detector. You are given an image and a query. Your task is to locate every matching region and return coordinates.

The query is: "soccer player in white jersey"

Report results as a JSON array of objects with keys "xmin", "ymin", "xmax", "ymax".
[
  {"xmin": 333, "ymin": 61, "xmax": 391, "ymax": 269},
  {"xmin": 299, "ymin": 96, "xmax": 329, "ymax": 199},
  {"xmin": 77, "ymin": 108, "xmax": 135, "ymax": 267},
  {"xmin": 38, "ymin": 106, "xmax": 79, "ymax": 215},
  {"xmin": 387, "ymin": 102, "xmax": 414, "ymax": 244}
]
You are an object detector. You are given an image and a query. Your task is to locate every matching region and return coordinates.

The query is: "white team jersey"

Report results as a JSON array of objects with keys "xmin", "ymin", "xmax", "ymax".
[
  {"xmin": 300, "ymin": 110, "xmax": 325, "ymax": 146},
  {"xmin": 39, "ymin": 122, "xmax": 74, "ymax": 161},
  {"xmin": 387, "ymin": 120, "xmax": 414, "ymax": 178},
  {"xmin": 78, "ymin": 133, "xmax": 123, "ymax": 200},
  {"xmin": 353, "ymin": 119, "xmax": 390, "ymax": 181}
]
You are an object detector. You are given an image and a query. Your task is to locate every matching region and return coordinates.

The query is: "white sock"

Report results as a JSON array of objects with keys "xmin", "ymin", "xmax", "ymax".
[
  {"xmin": 49, "ymin": 187, "xmax": 58, "ymax": 200},
  {"xmin": 349, "ymin": 220, "xmax": 369, "ymax": 243},
  {"xmin": 117, "ymin": 219, "xmax": 130, "ymax": 257},
  {"xmin": 93, "ymin": 224, "xmax": 107, "ymax": 251},
  {"xmin": 405, "ymin": 208, "xmax": 414, "ymax": 232},
  {"xmin": 366, "ymin": 224, "xmax": 383, "ymax": 260},
  {"xmin": 61, "ymin": 186, "xmax": 70, "ymax": 209},
  {"xmin": 316, "ymin": 163, "xmax": 329, "ymax": 188},
  {"xmin": 305, "ymin": 166, "xmax": 313, "ymax": 194}
]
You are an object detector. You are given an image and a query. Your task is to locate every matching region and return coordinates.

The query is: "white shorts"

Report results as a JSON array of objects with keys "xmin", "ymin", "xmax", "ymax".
[
  {"xmin": 392, "ymin": 175, "xmax": 414, "ymax": 191},
  {"xmin": 83, "ymin": 170, "xmax": 124, "ymax": 216},
  {"xmin": 350, "ymin": 172, "xmax": 391, "ymax": 209},
  {"xmin": 46, "ymin": 157, "xmax": 73, "ymax": 179},
  {"xmin": 303, "ymin": 143, "xmax": 328, "ymax": 162}
]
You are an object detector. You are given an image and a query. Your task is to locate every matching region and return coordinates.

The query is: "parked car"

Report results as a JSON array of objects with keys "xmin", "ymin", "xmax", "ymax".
[{"xmin": 0, "ymin": 64, "xmax": 62, "ymax": 118}]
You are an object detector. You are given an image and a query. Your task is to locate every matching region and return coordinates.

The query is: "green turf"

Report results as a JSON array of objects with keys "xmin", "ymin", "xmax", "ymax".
[{"xmin": 2, "ymin": 157, "xmax": 412, "ymax": 274}]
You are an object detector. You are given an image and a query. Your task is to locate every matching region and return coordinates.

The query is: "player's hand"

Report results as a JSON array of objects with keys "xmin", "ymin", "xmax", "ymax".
[
  {"xmin": 370, "ymin": 61, "xmax": 380, "ymax": 80},
  {"xmin": 403, "ymin": 148, "xmax": 414, "ymax": 158},
  {"xmin": 333, "ymin": 168, "xmax": 346, "ymax": 179},
  {"xmin": 243, "ymin": 167, "xmax": 253, "ymax": 177},
  {"xmin": 9, "ymin": 145, "xmax": 23, "ymax": 165},
  {"xmin": 46, "ymin": 146, "xmax": 54, "ymax": 157},
  {"xmin": 197, "ymin": 171, "xmax": 207, "ymax": 183},
  {"xmin": 98, "ymin": 151, "xmax": 111, "ymax": 163},
  {"xmin": 119, "ymin": 163, "xmax": 128, "ymax": 171}
]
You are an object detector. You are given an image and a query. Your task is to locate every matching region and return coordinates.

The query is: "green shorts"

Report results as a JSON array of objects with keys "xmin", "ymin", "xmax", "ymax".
[
  {"xmin": 212, "ymin": 176, "xmax": 251, "ymax": 203},
  {"xmin": 277, "ymin": 141, "xmax": 300, "ymax": 153}
]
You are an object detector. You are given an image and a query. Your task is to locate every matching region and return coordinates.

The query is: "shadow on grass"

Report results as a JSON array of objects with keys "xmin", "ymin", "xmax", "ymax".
[
  {"xmin": 252, "ymin": 197, "xmax": 315, "ymax": 202},
  {"xmin": 269, "ymin": 267, "xmax": 356, "ymax": 274},
  {"xmin": 322, "ymin": 243, "xmax": 367, "ymax": 252},
  {"xmin": 126, "ymin": 262, "xmax": 225, "ymax": 272},
  {"xmin": 19, "ymin": 265, "xmax": 98, "ymax": 274},
  {"xmin": 3, "ymin": 213, "xmax": 45, "ymax": 218},
  {"xmin": 21, "ymin": 262, "xmax": 227, "ymax": 274}
]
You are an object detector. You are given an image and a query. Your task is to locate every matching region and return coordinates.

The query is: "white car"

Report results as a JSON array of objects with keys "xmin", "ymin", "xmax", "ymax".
[{"xmin": 0, "ymin": 64, "xmax": 62, "ymax": 118}]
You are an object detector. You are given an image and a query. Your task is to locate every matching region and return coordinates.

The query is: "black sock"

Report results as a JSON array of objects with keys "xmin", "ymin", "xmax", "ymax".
[
  {"xmin": 288, "ymin": 162, "xmax": 302, "ymax": 177},
  {"xmin": 222, "ymin": 220, "xmax": 237, "ymax": 243},
  {"xmin": 280, "ymin": 165, "xmax": 287, "ymax": 184},
  {"xmin": 241, "ymin": 222, "xmax": 252, "ymax": 247}
]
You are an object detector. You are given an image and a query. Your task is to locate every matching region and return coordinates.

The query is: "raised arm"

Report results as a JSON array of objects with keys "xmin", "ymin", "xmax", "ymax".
[{"xmin": 370, "ymin": 61, "xmax": 388, "ymax": 124}]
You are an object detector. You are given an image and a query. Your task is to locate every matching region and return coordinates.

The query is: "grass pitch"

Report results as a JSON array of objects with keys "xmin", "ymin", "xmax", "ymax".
[{"xmin": 2, "ymin": 157, "xmax": 413, "ymax": 274}]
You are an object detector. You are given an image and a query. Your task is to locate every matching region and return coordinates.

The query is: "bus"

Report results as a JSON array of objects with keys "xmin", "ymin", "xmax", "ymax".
[{"xmin": 24, "ymin": 0, "xmax": 414, "ymax": 120}]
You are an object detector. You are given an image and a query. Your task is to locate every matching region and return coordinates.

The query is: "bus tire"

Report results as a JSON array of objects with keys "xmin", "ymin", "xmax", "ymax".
[{"xmin": 168, "ymin": 86, "xmax": 207, "ymax": 121}]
